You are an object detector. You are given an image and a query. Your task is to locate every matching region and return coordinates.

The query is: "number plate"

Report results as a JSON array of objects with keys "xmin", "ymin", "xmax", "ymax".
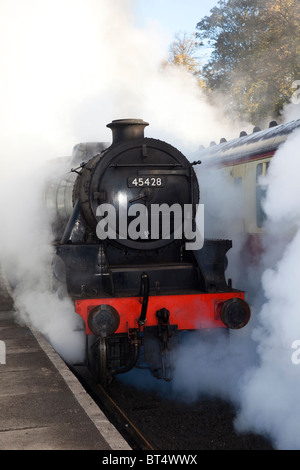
[{"xmin": 128, "ymin": 176, "xmax": 165, "ymax": 187}]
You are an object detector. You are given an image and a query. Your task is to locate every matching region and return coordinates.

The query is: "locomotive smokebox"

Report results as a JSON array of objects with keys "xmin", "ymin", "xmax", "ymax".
[{"xmin": 107, "ymin": 118, "xmax": 149, "ymax": 144}]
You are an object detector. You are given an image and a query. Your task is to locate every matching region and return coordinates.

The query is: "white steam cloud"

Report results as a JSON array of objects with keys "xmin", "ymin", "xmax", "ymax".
[
  {"xmin": 234, "ymin": 109, "xmax": 300, "ymax": 450},
  {"xmin": 169, "ymin": 104, "xmax": 300, "ymax": 450},
  {"xmin": 0, "ymin": 0, "xmax": 232, "ymax": 364}
]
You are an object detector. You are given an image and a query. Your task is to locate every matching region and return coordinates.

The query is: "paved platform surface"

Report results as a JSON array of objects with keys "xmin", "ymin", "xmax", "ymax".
[{"xmin": 0, "ymin": 311, "xmax": 131, "ymax": 450}]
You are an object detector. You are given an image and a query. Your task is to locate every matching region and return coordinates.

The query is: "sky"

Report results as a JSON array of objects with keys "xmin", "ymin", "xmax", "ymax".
[{"xmin": 134, "ymin": 0, "xmax": 219, "ymax": 38}]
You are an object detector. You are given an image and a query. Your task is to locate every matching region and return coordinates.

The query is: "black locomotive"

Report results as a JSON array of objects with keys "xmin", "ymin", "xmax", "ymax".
[{"xmin": 47, "ymin": 119, "xmax": 250, "ymax": 385}]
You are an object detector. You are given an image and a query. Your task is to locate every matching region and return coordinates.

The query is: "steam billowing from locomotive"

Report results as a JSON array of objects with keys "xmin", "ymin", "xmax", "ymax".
[
  {"xmin": 234, "ymin": 119, "xmax": 300, "ymax": 449},
  {"xmin": 171, "ymin": 110, "xmax": 300, "ymax": 450},
  {"xmin": 0, "ymin": 0, "xmax": 233, "ymax": 365}
]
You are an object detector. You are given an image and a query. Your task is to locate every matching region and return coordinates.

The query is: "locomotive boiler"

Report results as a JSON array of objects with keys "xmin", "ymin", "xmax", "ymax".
[{"xmin": 46, "ymin": 119, "xmax": 250, "ymax": 385}]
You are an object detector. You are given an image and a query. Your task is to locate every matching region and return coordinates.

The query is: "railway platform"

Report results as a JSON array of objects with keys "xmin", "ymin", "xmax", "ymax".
[{"xmin": 0, "ymin": 310, "xmax": 131, "ymax": 450}]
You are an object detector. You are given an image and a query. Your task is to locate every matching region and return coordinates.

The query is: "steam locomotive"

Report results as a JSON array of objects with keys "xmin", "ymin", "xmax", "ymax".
[{"xmin": 46, "ymin": 119, "xmax": 251, "ymax": 385}]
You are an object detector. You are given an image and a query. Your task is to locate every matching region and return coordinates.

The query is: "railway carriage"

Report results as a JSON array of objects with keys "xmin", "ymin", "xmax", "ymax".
[{"xmin": 199, "ymin": 119, "xmax": 300, "ymax": 260}]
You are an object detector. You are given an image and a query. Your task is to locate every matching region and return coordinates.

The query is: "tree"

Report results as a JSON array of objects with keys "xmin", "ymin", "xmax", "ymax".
[
  {"xmin": 165, "ymin": 32, "xmax": 205, "ymax": 87},
  {"xmin": 196, "ymin": 0, "xmax": 300, "ymax": 125}
]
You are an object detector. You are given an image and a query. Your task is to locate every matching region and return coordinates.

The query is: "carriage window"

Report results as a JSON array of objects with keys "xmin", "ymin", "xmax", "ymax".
[{"xmin": 256, "ymin": 161, "xmax": 269, "ymax": 227}]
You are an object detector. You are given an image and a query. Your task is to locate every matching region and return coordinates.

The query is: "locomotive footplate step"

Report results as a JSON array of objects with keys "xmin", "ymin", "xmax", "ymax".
[{"xmin": 0, "ymin": 311, "xmax": 130, "ymax": 450}]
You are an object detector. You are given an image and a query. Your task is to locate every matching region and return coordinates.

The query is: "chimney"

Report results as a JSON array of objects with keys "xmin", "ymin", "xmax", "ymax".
[{"xmin": 107, "ymin": 119, "xmax": 149, "ymax": 144}]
